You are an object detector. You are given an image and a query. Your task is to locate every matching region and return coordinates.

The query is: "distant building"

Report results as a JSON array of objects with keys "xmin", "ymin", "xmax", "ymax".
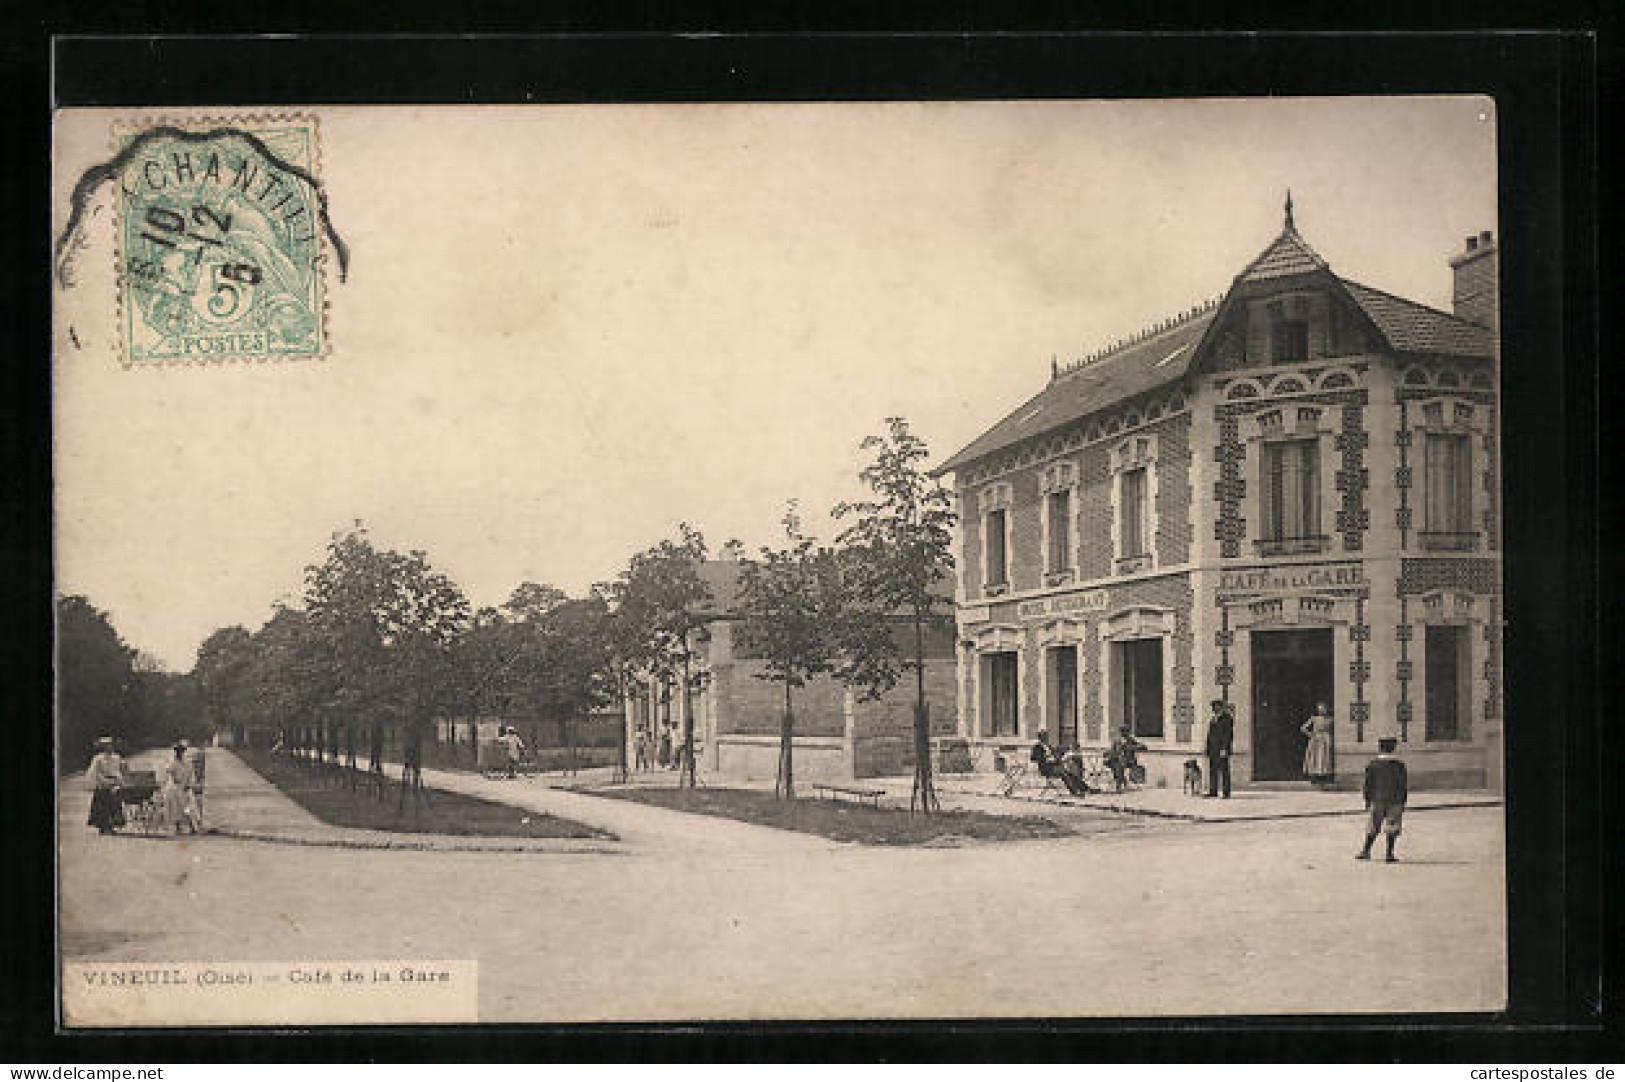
[
  {"xmin": 624, "ymin": 560, "xmax": 959, "ymax": 782},
  {"xmin": 938, "ymin": 199, "xmax": 1501, "ymax": 790}
]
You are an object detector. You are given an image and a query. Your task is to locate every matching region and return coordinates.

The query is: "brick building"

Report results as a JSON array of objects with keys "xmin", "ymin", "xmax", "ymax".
[
  {"xmin": 624, "ymin": 561, "xmax": 958, "ymax": 782},
  {"xmin": 939, "ymin": 200, "xmax": 1502, "ymax": 791}
]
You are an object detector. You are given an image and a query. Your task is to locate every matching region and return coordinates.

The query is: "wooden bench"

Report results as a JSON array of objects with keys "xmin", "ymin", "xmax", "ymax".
[{"xmin": 811, "ymin": 783, "xmax": 886, "ymax": 808}]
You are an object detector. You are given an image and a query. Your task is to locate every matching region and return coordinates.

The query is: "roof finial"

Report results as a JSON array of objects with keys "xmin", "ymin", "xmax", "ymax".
[{"xmin": 1284, "ymin": 189, "xmax": 1295, "ymax": 230}]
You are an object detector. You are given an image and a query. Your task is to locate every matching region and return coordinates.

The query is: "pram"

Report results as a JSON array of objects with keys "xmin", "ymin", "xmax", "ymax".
[{"xmin": 117, "ymin": 769, "xmax": 164, "ymax": 833}]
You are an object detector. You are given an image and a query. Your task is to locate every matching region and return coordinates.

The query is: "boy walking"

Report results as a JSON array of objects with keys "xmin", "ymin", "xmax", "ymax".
[{"xmin": 1358, "ymin": 736, "xmax": 1408, "ymax": 862}]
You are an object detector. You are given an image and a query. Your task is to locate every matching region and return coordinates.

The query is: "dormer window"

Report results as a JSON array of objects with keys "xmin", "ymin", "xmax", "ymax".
[{"xmin": 1272, "ymin": 318, "xmax": 1309, "ymax": 362}]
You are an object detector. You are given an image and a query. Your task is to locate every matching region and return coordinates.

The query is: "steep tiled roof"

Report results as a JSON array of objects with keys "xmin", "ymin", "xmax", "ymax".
[
  {"xmin": 1338, "ymin": 278, "xmax": 1495, "ymax": 358},
  {"xmin": 1237, "ymin": 225, "xmax": 1328, "ymax": 282},
  {"xmin": 936, "ymin": 306, "xmax": 1216, "ymax": 474},
  {"xmin": 937, "ymin": 209, "xmax": 1496, "ymax": 477}
]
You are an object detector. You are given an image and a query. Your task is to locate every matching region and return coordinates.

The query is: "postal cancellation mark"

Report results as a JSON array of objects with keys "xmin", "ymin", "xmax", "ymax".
[{"xmin": 114, "ymin": 118, "xmax": 328, "ymax": 363}]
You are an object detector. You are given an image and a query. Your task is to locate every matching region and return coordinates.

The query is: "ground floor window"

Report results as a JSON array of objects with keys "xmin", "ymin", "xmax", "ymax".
[
  {"xmin": 1425, "ymin": 624, "xmax": 1470, "ymax": 741},
  {"xmin": 1113, "ymin": 637, "xmax": 1164, "ymax": 738},
  {"xmin": 984, "ymin": 651, "xmax": 1020, "ymax": 738}
]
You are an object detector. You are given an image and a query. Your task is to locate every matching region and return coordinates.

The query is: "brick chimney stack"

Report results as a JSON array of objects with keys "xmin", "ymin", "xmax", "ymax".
[{"xmin": 1449, "ymin": 229, "xmax": 1498, "ymax": 331}]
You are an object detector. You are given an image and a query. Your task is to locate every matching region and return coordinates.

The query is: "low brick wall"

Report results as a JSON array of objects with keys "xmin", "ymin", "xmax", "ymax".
[{"xmin": 714, "ymin": 734, "xmax": 851, "ymax": 784}]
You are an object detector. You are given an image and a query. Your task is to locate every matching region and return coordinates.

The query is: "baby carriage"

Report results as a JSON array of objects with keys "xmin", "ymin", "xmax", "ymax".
[{"xmin": 117, "ymin": 769, "xmax": 164, "ymax": 833}]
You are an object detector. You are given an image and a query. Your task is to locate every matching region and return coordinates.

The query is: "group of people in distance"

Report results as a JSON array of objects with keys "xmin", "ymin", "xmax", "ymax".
[
  {"xmin": 1033, "ymin": 697, "xmax": 1410, "ymax": 861},
  {"xmin": 632, "ymin": 724, "xmax": 681, "ymax": 772},
  {"xmin": 86, "ymin": 734, "xmax": 207, "ymax": 836}
]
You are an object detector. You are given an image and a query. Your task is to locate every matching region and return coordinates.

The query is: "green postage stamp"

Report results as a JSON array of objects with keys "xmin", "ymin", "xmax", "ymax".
[{"xmin": 114, "ymin": 118, "xmax": 329, "ymax": 363}]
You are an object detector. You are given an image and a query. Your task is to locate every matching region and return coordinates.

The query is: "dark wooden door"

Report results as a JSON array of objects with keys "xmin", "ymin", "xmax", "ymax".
[{"xmin": 1250, "ymin": 628, "xmax": 1333, "ymax": 781}]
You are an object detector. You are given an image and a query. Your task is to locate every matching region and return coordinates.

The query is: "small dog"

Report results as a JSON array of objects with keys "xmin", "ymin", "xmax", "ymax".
[{"xmin": 1182, "ymin": 758, "xmax": 1204, "ymax": 795}]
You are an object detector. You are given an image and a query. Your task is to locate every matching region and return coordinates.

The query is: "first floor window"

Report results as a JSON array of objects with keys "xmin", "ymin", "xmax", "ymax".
[
  {"xmin": 1119, "ymin": 467, "xmax": 1148, "ymax": 558},
  {"xmin": 985, "ymin": 508, "xmax": 1008, "ymax": 588},
  {"xmin": 1262, "ymin": 438, "xmax": 1320, "ymax": 541},
  {"xmin": 1046, "ymin": 488, "xmax": 1073, "ymax": 573},
  {"xmin": 1114, "ymin": 638, "xmax": 1164, "ymax": 738},
  {"xmin": 1424, "ymin": 432, "xmax": 1474, "ymax": 535},
  {"xmin": 986, "ymin": 652, "xmax": 1020, "ymax": 737}
]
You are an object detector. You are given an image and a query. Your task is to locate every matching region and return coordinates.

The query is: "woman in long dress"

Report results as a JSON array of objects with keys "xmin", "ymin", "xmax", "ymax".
[
  {"xmin": 87, "ymin": 737, "xmax": 126, "ymax": 834},
  {"xmin": 161, "ymin": 743, "xmax": 198, "ymax": 834},
  {"xmin": 1300, "ymin": 702, "xmax": 1335, "ymax": 784}
]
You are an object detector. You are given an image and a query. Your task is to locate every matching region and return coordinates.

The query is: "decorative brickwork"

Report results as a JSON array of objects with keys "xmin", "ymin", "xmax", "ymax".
[
  {"xmin": 1216, "ymin": 388, "xmax": 1368, "ymax": 558},
  {"xmin": 1009, "ymin": 469, "xmax": 1045, "ymax": 593},
  {"xmin": 1334, "ymin": 403, "xmax": 1371, "ymax": 550},
  {"xmin": 1082, "ymin": 619, "xmax": 1103, "ymax": 741},
  {"xmin": 1484, "ymin": 596, "xmax": 1502, "ymax": 720},
  {"xmin": 1398, "ymin": 558, "xmax": 1500, "ymax": 596},
  {"xmin": 1155, "ymin": 415, "xmax": 1194, "ymax": 566},
  {"xmin": 1215, "ymin": 415, "xmax": 1246, "ymax": 558},
  {"xmin": 1483, "ymin": 406, "xmax": 1499, "ymax": 550},
  {"xmin": 1349, "ymin": 700, "xmax": 1370, "ymax": 737},
  {"xmin": 1396, "ymin": 598, "xmax": 1411, "ymax": 741},
  {"xmin": 1351, "ymin": 597, "xmax": 1369, "ymax": 741},
  {"xmin": 1077, "ymin": 445, "xmax": 1114, "ymax": 581}
]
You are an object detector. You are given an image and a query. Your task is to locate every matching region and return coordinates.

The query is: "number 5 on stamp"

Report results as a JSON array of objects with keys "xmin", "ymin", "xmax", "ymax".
[{"xmin": 114, "ymin": 118, "xmax": 329, "ymax": 364}]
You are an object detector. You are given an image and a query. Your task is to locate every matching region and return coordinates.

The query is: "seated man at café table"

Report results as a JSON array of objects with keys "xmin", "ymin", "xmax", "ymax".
[
  {"xmin": 1106, "ymin": 725, "xmax": 1147, "ymax": 791},
  {"xmin": 1030, "ymin": 730, "xmax": 1090, "ymax": 796}
]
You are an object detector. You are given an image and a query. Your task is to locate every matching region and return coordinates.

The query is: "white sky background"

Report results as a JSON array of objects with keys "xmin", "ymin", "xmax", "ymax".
[{"xmin": 53, "ymin": 97, "xmax": 1497, "ymax": 670}]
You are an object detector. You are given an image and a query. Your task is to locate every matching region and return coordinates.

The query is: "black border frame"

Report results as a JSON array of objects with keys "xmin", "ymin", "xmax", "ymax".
[{"xmin": 3, "ymin": 28, "xmax": 1609, "ymax": 1063}]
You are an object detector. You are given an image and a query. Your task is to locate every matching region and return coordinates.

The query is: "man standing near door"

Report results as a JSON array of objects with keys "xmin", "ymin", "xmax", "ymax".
[{"xmin": 1205, "ymin": 699, "xmax": 1234, "ymax": 799}]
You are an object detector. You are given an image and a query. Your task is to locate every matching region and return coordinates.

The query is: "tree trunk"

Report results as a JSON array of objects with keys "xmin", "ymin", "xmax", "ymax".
[
  {"xmin": 910, "ymin": 608, "xmax": 940, "ymax": 815},
  {"xmin": 680, "ymin": 648, "xmax": 697, "ymax": 789},
  {"xmin": 563, "ymin": 712, "xmax": 576, "ymax": 776},
  {"xmin": 345, "ymin": 722, "xmax": 357, "ymax": 791},
  {"xmin": 614, "ymin": 672, "xmax": 630, "ymax": 784},
  {"xmin": 776, "ymin": 680, "xmax": 795, "ymax": 801}
]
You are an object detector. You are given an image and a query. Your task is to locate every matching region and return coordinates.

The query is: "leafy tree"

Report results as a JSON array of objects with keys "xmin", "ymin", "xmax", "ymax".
[
  {"xmin": 194, "ymin": 625, "xmax": 254, "ymax": 745},
  {"xmin": 618, "ymin": 523, "xmax": 712, "ymax": 788},
  {"xmin": 537, "ymin": 596, "xmax": 617, "ymax": 774},
  {"xmin": 504, "ymin": 581, "xmax": 569, "ymax": 624},
  {"xmin": 302, "ymin": 526, "xmax": 471, "ymax": 808},
  {"xmin": 834, "ymin": 417, "xmax": 957, "ymax": 814},
  {"xmin": 451, "ymin": 605, "xmax": 520, "ymax": 763},
  {"xmin": 55, "ymin": 595, "xmax": 139, "ymax": 766},
  {"xmin": 738, "ymin": 503, "xmax": 847, "ymax": 800}
]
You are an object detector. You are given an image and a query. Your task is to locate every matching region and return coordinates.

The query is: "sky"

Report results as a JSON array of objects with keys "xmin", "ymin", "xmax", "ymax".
[{"xmin": 52, "ymin": 97, "xmax": 1497, "ymax": 670}]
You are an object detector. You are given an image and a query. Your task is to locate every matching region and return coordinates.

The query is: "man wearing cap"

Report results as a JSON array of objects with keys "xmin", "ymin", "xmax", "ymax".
[
  {"xmin": 1209, "ymin": 695, "xmax": 1228, "ymax": 796},
  {"xmin": 1204, "ymin": 700, "xmax": 1234, "ymax": 799},
  {"xmin": 1358, "ymin": 736, "xmax": 1409, "ymax": 862},
  {"xmin": 86, "ymin": 736, "xmax": 126, "ymax": 834}
]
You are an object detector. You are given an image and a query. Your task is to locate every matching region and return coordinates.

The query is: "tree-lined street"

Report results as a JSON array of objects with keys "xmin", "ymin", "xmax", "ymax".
[{"xmin": 59, "ymin": 756, "xmax": 1505, "ymax": 1021}]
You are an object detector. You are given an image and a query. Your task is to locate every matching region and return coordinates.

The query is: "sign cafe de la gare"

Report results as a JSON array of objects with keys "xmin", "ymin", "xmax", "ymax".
[{"xmin": 1217, "ymin": 561, "xmax": 1368, "ymax": 599}]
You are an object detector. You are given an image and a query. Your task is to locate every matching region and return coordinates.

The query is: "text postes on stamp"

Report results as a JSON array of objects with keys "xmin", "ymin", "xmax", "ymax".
[{"xmin": 116, "ymin": 119, "xmax": 327, "ymax": 363}]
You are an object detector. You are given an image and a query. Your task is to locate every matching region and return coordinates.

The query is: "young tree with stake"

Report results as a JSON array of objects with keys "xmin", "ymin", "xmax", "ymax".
[
  {"xmin": 834, "ymin": 417, "xmax": 957, "ymax": 815},
  {"xmin": 738, "ymin": 503, "xmax": 847, "ymax": 801}
]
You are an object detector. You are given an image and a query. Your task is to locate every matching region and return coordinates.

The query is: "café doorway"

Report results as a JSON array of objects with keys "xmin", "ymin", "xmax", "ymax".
[
  {"xmin": 1046, "ymin": 645, "xmax": 1078, "ymax": 749},
  {"xmin": 1250, "ymin": 627, "xmax": 1334, "ymax": 781}
]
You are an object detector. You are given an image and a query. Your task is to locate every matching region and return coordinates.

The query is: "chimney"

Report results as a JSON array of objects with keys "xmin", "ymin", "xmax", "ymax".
[{"xmin": 1449, "ymin": 229, "xmax": 1498, "ymax": 331}]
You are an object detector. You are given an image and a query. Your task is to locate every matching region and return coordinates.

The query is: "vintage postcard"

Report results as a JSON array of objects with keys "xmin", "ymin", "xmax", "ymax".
[{"xmin": 52, "ymin": 99, "xmax": 1506, "ymax": 1027}]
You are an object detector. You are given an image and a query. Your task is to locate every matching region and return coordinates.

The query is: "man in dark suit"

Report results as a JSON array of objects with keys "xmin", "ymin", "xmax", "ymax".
[
  {"xmin": 1205, "ymin": 699, "xmax": 1234, "ymax": 798},
  {"xmin": 1358, "ymin": 736, "xmax": 1409, "ymax": 862}
]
